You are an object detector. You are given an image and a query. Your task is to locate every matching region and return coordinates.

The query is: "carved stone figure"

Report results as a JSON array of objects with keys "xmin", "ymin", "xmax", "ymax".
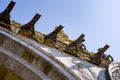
[
  {"xmin": 0, "ymin": 1, "xmax": 16, "ymax": 29},
  {"xmin": 20, "ymin": 13, "xmax": 41, "ymax": 35},
  {"xmin": 44, "ymin": 25, "xmax": 63, "ymax": 45},
  {"xmin": 90, "ymin": 45, "xmax": 110, "ymax": 65},
  {"xmin": 64, "ymin": 34, "xmax": 86, "ymax": 55}
]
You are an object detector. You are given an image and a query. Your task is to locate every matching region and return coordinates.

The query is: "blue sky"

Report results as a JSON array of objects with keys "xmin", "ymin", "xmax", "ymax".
[{"xmin": 0, "ymin": 0, "xmax": 120, "ymax": 61}]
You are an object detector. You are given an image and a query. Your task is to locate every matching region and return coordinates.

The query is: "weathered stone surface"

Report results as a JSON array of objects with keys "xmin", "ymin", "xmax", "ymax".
[
  {"xmin": 64, "ymin": 34, "xmax": 86, "ymax": 56},
  {"xmin": 0, "ymin": 1, "xmax": 115, "ymax": 78},
  {"xmin": 34, "ymin": 31, "xmax": 44, "ymax": 43},
  {"xmin": 44, "ymin": 25, "xmax": 63, "ymax": 45},
  {"xmin": 20, "ymin": 13, "xmax": 41, "ymax": 35},
  {"xmin": 0, "ymin": 64, "xmax": 22, "ymax": 80},
  {"xmin": 0, "ymin": 1, "xmax": 15, "ymax": 29},
  {"xmin": 0, "ymin": 29, "xmax": 74, "ymax": 80},
  {"xmin": 107, "ymin": 62, "xmax": 120, "ymax": 80},
  {"xmin": 90, "ymin": 45, "xmax": 111, "ymax": 66}
]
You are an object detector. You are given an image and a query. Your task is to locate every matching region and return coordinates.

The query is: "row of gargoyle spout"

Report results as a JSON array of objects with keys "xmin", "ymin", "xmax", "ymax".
[{"xmin": 0, "ymin": 1, "xmax": 114, "ymax": 66}]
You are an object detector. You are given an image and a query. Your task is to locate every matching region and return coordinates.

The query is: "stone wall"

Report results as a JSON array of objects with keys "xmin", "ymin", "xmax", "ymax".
[{"xmin": 0, "ymin": 28, "xmax": 76, "ymax": 80}]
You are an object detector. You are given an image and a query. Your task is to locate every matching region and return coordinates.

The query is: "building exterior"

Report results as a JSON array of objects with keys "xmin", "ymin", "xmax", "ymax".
[{"xmin": 0, "ymin": 1, "xmax": 119, "ymax": 80}]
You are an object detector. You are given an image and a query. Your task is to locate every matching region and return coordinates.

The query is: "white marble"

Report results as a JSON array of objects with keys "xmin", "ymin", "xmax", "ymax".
[
  {"xmin": 0, "ymin": 29, "xmax": 107, "ymax": 80},
  {"xmin": 30, "ymin": 39, "xmax": 106, "ymax": 80}
]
